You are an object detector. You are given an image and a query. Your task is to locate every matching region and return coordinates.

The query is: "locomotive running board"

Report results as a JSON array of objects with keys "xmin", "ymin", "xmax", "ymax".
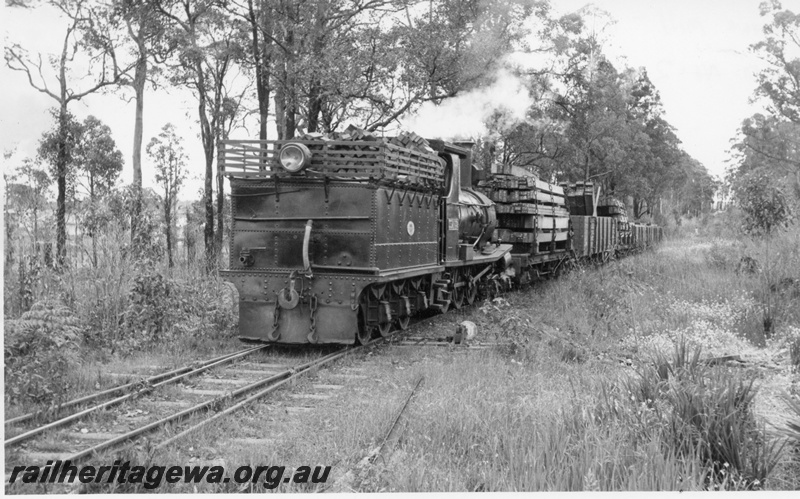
[{"xmin": 443, "ymin": 243, "xmax": 513, "ymax": 268}]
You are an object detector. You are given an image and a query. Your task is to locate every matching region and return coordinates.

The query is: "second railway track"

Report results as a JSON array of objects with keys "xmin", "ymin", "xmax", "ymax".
[{"xmin": 4, "ymin": 335, "xmax": 399, "ymax": 489}]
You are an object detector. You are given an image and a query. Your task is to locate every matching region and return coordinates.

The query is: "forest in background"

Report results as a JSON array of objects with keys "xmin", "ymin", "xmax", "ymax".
[
  {"xmin": 3, "ymin": 0, "xmax": 800, "ymax": 396},
  {"xmin": 4, "ymin": 0, "xmax": 723, "ymax": 276}
]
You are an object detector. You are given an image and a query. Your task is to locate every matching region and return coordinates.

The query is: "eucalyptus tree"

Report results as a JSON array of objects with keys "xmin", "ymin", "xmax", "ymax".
[
  {"xmin": 752, "ymin": 1, "xmax": 800, "ymax": 124},
  {"xmin": 72, "ymin": 115, "xmax": 125, "ymax": 267},
  {"xmin": 359, "ymin": 0, "xmax": 548, "ymax": 132},
  {"xmin": 497, "ymin": 10, "xmax": 709, "ymax": 220},
  {"xmin": 4, "ymin": 0, "xmax": 133, "ymax": 268},
  {"xmin": 5, "ymin": 159, "xmax": 53, "ymax": 262},
  {"xmin": 147, "ymin": 123, "xmax": 187, "ymax": 268},
  {"xmin": 154, "ymin": 0, "xmax": 247, "ymax": 272},
  {"xmin": 729, "ymin": 114, "xmax": 800, "ymax": 214},
  {"xmin": 38, "ymin": 113, "xmax": 123, "ymax": 267},
  {"xmin": 263, "ymin": 0, "xmax": 402, "ymax": 138},
  {"xmin": 225, "ymin": 0, "xmax": 275, "ymax": 140},
  {"xmin": 104, "ymin": 0, "xmax": 176, "ymax": 245},
  {"xmin": 730, "ymin": 114, "xmax": 800, "ymax": 179},
  {"xmin": 231, "ymin": 0, "xmax": 550, "ymax": 138}
]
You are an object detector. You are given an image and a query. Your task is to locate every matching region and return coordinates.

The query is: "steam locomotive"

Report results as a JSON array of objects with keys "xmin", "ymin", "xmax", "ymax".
[{"xmin": 219, "ymin": 131, "xmax": 662, "ymax": 345}]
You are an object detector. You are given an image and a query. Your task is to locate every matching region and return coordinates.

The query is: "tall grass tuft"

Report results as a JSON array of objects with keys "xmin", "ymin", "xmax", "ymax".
[
  {"xmin": 780, "ymin": 395, "xmax": 800, "ymax": 447},
  {"xmin": 618, "ymin": 340, "xmax": 784, "ymax": 489}
]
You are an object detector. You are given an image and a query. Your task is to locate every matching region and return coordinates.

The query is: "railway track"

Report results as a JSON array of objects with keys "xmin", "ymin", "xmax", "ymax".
[
  {"xmin": 4, "ymin": 335, "xmax": 402, "ymax": 491},
  {"xmin": 5, "ymin": 346, "xmax": 267, "ymax": 444}
]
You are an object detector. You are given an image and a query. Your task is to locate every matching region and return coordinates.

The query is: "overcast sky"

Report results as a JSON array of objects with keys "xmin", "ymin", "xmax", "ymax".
[
  {"xmin": 556, "ymin": 0, "xmax": 769, "ymax": 179},
  {"xmin": 1, "ymin": 0, "xmax": 770, "ymax": 197}
]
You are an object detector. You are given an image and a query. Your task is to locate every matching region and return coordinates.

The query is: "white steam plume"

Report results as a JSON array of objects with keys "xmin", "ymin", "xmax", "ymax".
[{"xmin": 401, "ymin": 68, "xmax": 534, "ymax": 140}]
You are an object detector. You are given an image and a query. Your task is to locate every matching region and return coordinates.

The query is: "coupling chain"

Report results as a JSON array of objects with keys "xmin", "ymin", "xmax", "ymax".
[
  {"xmin": 307, "ymin": 294, "xmax": 318, "ymax": 344},
  {"xmin": 269, "ymin": 297, "xmax": 281, "ymax": 341}
]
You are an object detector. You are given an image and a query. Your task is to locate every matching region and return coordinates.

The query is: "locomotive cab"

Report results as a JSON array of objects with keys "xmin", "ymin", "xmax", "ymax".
[{"xmin": 430, "ymin": 140, "xmax": 499, "ymax": 262}]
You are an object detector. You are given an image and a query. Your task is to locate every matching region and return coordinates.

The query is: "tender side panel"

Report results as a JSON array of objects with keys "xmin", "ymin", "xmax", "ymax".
[{"xmin": 373, "ymin": 187, "xmax": 440, "ymax": 271}]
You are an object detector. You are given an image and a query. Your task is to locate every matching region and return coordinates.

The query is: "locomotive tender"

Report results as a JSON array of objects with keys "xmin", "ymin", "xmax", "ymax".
[{"xmin": 219, "ymin": 132, "xmax": 662, "ymax": 345}]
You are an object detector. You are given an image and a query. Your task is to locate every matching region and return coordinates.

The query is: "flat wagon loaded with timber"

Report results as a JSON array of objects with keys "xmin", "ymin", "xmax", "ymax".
[
  {"xmin": 219, "ymin": 127, "xmax": 514, "ymax": 345},
  {"xmin": 476, "ymin": 169, "xmax": 571, "ymax": 283}
]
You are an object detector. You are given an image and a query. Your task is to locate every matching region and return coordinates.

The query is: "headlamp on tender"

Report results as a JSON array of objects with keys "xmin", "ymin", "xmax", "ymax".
[{"xmin": 278, "ymin": 143, "xmax": 312, "ymax": 173}]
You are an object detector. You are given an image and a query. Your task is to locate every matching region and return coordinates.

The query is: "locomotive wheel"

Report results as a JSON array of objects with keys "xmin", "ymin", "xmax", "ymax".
[
  {"xmin": 451, "ymin": 270, "xmax": 465, "ymax": 309},
  {"xmin": 376, "ymin": 286, "xmax": 393, "ymax": 337},
  {"xmin": 356, "ymin": 308, "xmax": 372, "ymax": 345},
  {"xmin": 397, "ymin": 315, "xmax": 410, "ymax": 330},
  {"xmin": 396, "ymin": 281, "xmax": 412, "ymax": 330},
  {"xmin": 377, "ymin": 320, "xmax": 392, "ymax": 337},
  {"xmin": 466, "ymin": 275, "xmax": 478, "ymax": 305}
]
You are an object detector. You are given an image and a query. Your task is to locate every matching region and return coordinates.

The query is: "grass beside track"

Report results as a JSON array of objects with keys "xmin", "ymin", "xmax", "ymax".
[
  {"xmin": 8, "ymin": 220, "xmax": 800, "ymax": 493},
  {"xmin": 135, "ymin": 224, "xmax": 800, "ymax": 493}
]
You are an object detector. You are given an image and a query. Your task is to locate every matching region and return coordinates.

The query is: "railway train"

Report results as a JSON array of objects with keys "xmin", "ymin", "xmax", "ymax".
[{"xmin": 219, "ymin": 130, "xmax": 662, "ymax": 345}]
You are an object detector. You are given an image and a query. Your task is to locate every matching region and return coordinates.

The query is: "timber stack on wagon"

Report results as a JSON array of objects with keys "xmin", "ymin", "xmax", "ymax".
[
  {"xmin": 597, "ymin": 196, "xmax": 631, "ymax": 248},
  {"xmin": 561, "ymin": 182, "xmax": 616, "ymax": 260},
  {"xmin": 478, "ymin": 174, "xmax": 570, "ymax": 267},
  {"xmin": 561, "ymin": 181, "xmax": 596, "ymax": 216}
]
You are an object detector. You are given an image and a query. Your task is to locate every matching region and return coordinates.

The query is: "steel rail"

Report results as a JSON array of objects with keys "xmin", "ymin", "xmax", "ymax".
[
  {"xmin": 62, "ymin": 347, "xmax": 352, "ymax": 463},
  {"xmin": 5, "ymin": 346, "xmax": 268, "ymax": 447},
  {"xmin": 60, "ymin": 333, "xmax": 400, "ymax": 464},
  {"xmin": 155, "ymin": 333, "xmax": 402, "ymax": 450},
  {"xmin": 319, "ymin": 374, "xmax": 424, "ymax": 494},
  {"xmin": 374, "ymin": 376, "xmax": 424, "ymax": 461},
  {"xmin": 5, "ymin": 346, "xmax": 266, "ymax": 427}
]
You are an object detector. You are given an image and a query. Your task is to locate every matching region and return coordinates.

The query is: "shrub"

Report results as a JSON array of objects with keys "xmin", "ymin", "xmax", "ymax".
[
  {"xmin": 118, "ymin": 269, "xmax": 171, "ymax": 351},
  {"xmin": 116, "ymin": 268, "xmax": 237, "ymax": 354},
  {"xmin": 4, "ymin": 300, "xmax": 84, "ymax": 406},
  {"xmin": 704, "ymin": 242, "xmax": 741, "ymax": 271}
]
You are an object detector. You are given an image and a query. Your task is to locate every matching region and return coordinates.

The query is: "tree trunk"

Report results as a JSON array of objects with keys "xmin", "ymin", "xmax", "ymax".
[
  {"xmin": 33, "ymin": 205, "xmax": 38, "ymax": 254},
  {"xmin": 204, "ymin": 149, "xmax": 214, "ymax": 273},
  {"xmin": 248, "ymin": 0, "xmax": 271, "ymax": 141},
  {"xmin": 275, "ymin": 27, "xmax": 296, "ymax": 139},
  {"xmin": 764, "ymin": 234, "xmax": 772, "ymax": 337},
  {"xmin": 193, "ymin": 58, "xmax": 216, "ymax": 274},
  {"xmin": 200, "ymin": 112, "xmax": 215, "ymax": 274},
  {"xmin": 307, "ymin": 78, "xmax": 322, "ymax": 133},
  {"xmin": 306, "ymin": 11, "xmax": 326, "ymax": 133},
  {"xmin": 275, "ymin": 75, "xmax": 286, "ymax": 140},
  {"xmin": 54, "ymin": 24, "xmax": 71, "ymax": 270},
  {"xmin": 166, "ymin": 202, "xmax": 173, "ymax": 268},
  {"xmin": 90, "ymin": 174, "xmax": 97, "ymax": 268},
  {"xmin": 5, "ymin": 212, "xmax": 14, "ymax": 268},
  {"xmin": 131, "ymin": 49, "xmax": 146, "ymax": 245},
  {"xmin": 583, "ymin": 150, "xmax": 591, "ymax": 182},
  {"xmin": 56, "ymin": 104, "xmax": 68, "ymax": 268},
  {"xmin": 216, "ymin": 171, "xmax": 224, "ymax": 266},
  {"xmin": 185, "ymin": 206, "xmax": 193, "ymax": 270}
]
